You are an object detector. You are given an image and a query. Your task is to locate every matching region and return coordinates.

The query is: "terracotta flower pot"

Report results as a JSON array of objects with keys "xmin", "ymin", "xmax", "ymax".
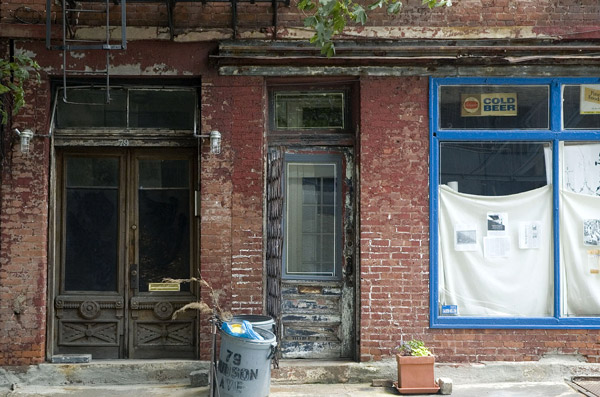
[{"xmin": 395, "ymin": 354, "xmax": 440, "ymax": 394}]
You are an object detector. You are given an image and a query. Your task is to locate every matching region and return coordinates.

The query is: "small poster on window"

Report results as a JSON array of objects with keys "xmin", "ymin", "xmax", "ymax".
[
  {"xmin": 587, "ymin": 249, "xmax": 600, "ymax": 275},
  {"xmin": 580, "ymin": 85, "xmax": 600, "ymax": 114},
  {"xmin": 487, "ymin": 212, "xmax": 508, "ymax": 236},
  {"xmin": 583, "ymin": 219, "xmax": 600, "ymax": 246},
  {"xmin": 518, "ymin": 221, "xmax": 541, "ymax": 249},
  {"xmin": 484, "ymin": 236, "xmax": 511, "ymax": 259},
  {"xmin": 454, "ymin": 224, "xmax": 478, "ymax": 251}
]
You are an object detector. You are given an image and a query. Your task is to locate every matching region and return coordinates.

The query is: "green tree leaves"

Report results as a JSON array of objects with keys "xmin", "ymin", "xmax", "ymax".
[
  {"xmin": 0, "ymin": 54, "xmax": 40, "ymax": 125},
  {"xmin": 300, "ymin": 0, "xmax": 452, "ymax": 56}
]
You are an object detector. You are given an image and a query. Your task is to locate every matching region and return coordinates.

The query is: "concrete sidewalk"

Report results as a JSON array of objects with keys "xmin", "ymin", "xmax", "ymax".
[
  {"xmin": 0, "ymin": 381, "xmax": 585, "ymax": 396},
  {"xmin": 1, "ymin": 356, "xmax": 597, "ymax": 396}
]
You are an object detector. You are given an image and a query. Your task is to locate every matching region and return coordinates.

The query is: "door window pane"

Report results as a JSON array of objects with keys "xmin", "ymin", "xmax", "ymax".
[
  {"xmin": 64, "ymin": 157, "xmax": 119, "ymax": 291},
  {"xmin": 285, "ymin": 161, "xmax": 340, "ymax": 278},
  {"xmin": 139, "ymin": 159, "xmax": 189, "ymax": 188},
  {"xmin": 439, "ymin": 85, "xmax": 549, "ymax": 129},
  {"xmin": 138, "ymin": 159, "xmax": 190, "ymax": 292}
]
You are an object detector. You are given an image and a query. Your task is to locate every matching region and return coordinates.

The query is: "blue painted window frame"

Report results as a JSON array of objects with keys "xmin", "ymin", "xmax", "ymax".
[{"xmin": 430, "ymin": 77, "xmax": 600, "ymax": 329}]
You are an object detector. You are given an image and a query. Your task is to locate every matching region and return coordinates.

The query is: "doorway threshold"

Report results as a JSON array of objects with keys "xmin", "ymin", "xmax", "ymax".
[{"xmin": 1, "ymin": 360, "xmax": 209, "ymax": 388}]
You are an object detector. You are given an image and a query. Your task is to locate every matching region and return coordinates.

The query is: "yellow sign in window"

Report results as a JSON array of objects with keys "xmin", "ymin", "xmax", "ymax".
[{"xmin": 461, "ymin": 93, "xmax": 518, "ymax": 117}]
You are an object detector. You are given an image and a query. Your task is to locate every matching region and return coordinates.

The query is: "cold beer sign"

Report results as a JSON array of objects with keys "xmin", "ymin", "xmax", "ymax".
[{"xmin": 461, "ymin": 93, "xmax": 517, "ymax": 117}]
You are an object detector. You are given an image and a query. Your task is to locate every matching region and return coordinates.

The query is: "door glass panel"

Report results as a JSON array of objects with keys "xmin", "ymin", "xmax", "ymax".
[
  {"xmin": 138, "ymin": 159, "xmax": 190, "ymax": 292},
  {"xmin": 285, "ymin": 162, "xmax": 339, "ymax": 277},
  {"xmin": 64, "ymin": 157, "xmax": 119, "ymax": 291}
]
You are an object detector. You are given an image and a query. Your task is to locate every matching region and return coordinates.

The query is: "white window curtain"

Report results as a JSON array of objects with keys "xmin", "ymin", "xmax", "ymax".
[
  {"xmin": 561, "ymin": 143, "xmax": 600, "ymax": 316},
  {"xmin": 439, "ymin": 185, "xmax": 553, "ymax": 317}
]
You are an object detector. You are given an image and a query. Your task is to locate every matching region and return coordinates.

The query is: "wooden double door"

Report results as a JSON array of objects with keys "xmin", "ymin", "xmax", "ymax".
[{"xmin": 51, "ymin": 148, "xmax": 198, "ymax": 359}]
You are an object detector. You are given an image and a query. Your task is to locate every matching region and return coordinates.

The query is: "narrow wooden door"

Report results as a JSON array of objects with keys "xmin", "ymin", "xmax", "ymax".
[
  {"xmin": 53, "ymin": 148, "xmax": 197, "ymax": 359},
  {"xmin": 278, "ymin": 150, "xmax": 356, "ymax": 359}
]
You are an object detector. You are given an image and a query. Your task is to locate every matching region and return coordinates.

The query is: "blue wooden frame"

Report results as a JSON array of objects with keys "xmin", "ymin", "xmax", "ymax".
[{"xmin": 429, "ymin": 77, "xmax": 600, "ymax": 328}]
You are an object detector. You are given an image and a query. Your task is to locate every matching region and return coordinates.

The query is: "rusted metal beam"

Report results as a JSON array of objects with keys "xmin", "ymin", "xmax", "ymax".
[{"xmin": 211, "ymin": 39, "xmax": 600, "ymax": 69}]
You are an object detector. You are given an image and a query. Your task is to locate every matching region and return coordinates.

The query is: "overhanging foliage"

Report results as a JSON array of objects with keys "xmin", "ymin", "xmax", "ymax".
[{"xmin": 299, "ymin": 0, "xmax": 452, "ymax": 56}]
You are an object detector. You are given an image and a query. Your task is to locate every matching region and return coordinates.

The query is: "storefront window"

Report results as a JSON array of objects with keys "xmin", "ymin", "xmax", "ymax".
[
  {"xmin": 563, "ymin": 85, "xmax": 600, "ymax": 130},
  {"xmin": 438, "ymin": 142, "xmax": 553, "ymax": 317},
  {"xmin": 439, "ymin": 85, "xmax": 549, "ymax": 130},
  {"xmin": 561, "ymin": 142, "xmax": 600, "ymax": 316},
  {"xmin": 431, "ymin": 78, "xmax": 600, "ymax": 328}
]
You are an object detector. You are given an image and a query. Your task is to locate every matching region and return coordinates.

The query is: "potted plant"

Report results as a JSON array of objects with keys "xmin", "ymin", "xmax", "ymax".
[{"xmin": 394, "ymin": 339, "xmax": 440, "ymax": 394}]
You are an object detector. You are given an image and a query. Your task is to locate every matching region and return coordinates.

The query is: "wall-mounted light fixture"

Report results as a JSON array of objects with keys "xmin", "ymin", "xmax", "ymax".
[
  {"xmin": 14, "ymin": 129, "xmax": 34, "ymax": 154},
  {"xmin": 209, "ymin": 130, "xmax": 221, "ymax": 155},
  {"xmin": 195, "ymin": 130, "xmax": 222, "ymax": 155}
]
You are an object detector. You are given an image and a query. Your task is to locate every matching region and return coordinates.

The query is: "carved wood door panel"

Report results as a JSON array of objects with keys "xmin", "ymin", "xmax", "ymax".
[{"xmin": 53, "ymin": 149, "xmax": 197, "ymax": 359}]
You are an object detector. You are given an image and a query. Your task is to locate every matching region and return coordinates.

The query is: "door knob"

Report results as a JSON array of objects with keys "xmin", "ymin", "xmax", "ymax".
[{"xmin": 130, "ymin": 264, "xmax": 139, "ymax": 289}]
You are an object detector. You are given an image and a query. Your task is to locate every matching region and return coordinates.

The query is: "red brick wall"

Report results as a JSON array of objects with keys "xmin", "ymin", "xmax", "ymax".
[
  {"xmin": 359, "ymin": 76, "xmax": 431, "ymax": 362},
  {"xmin": 0, "ymin": 40, "xmax": 267, "ymax": 364},
  {"xmin": 199, "ymin": 74, "xmax": 266, "ymax": 359},
  {"xmin": 3, "ymin": 0, "xmax": 600, "ymax": 34},
  {"xmin": 358, "ymin": 76, "xmax": 600, "ymax": 363},
  {"xmin": 0, "ymin": 39, "xmax": 51, "ymax": 364},
  {"xmin": 4, "ymin": 37, "xmax": 600, "ymax": 366}
]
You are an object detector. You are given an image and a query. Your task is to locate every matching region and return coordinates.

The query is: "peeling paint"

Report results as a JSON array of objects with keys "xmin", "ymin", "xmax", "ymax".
[
  {"xmin": 69, "ymin": 52, "xmax": 86, "ymax": 59},
  {"xmin": 61, "ymin": 25, "xmax": 559, "ymax": 43},
  {"xmin": 142, "ymin": 63, "xmax": 179, "ymax": 75}
]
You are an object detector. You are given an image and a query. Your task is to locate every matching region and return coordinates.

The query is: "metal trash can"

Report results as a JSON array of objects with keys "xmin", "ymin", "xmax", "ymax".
[
  {"xmin": 231, "ymin": 315, "xmax": 275, "ymax": 334},
  {"xmin": 216, "ymin": 326, "xmax": 277, "ymax": 397}
]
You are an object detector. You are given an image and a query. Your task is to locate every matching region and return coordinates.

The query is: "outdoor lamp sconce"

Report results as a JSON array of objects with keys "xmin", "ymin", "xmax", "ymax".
[
  {"xmin": 209, "ymin": 130, "xmax": 221, "ymax": 154},
  {"xmin": 14, "ymin": 129, "xmax": 34, "ymax": 154},
  {"xmin": 195, "ymin": 130, "xmax": 222, "ymax": 155}
]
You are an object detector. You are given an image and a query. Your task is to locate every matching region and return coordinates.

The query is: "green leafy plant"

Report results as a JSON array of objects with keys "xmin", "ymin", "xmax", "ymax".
[
  {"xmin": 299, "ymin": 0, "xmax": 452, "ymax": 57},
  {"xmin": 396, "ymin": 339, "xmax": 433, "ymax": 356},
  {"xmin": 0, "ymin": 54, "xmax": 40, "ymax": 125}
]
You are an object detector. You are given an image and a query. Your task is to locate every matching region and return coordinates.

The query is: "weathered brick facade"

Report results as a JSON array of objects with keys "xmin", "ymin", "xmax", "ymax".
[
  {"xmin": 0, "ymin": 47, "xmax": 51, "ymax": 364},
  {"xmin": 1, "ymin": 0, "xmax": 600, "ymax": 367}
]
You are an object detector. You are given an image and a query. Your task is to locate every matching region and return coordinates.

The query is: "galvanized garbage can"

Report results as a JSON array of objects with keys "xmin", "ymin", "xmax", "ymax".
[
  {"xmin": 216, "ymin": 326, "xmax": 277, "ymax": 397},
  {"xmin": 231, "ymin": 315, "xmax": 275, "ymax": 334}
]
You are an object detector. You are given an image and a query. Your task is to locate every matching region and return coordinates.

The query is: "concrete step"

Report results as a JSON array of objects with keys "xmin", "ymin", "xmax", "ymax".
[
  {"xmin": 0, "ymin": 360, "xmax": 208, "ymax": 388},
  {"xmin": 2, "ymin": 354, "xmax": 600, "ymax": 389}
]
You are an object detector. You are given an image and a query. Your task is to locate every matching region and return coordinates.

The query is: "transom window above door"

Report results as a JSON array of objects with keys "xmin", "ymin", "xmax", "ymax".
[
  {"xmin": 53, "ymin": 86, "xmax": 198, "ymax": 132},
  {"xmin": 268, "ymin": 87, "xmax": 354, "ymax": 136}
]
